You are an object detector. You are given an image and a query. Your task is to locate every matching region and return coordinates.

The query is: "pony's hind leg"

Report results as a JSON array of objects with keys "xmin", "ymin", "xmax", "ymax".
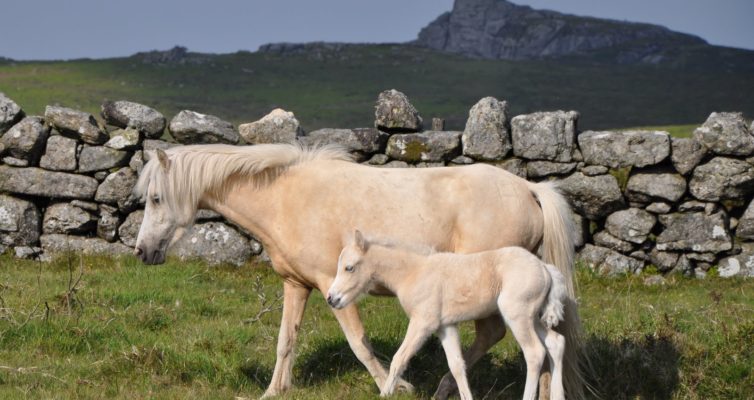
[
  {"xmin": 382, "ymin": 319, "xmax": 433, "ymax": 397},
  {"xmin": 263, "ymin": 281, "xmax": 311, "ymax": 398},
  {"xmin": 500, "ymin": 303, "xmax": 547, "ymax": 400},
  {"xmin": 438, "ymin": 324, "xmax": 474, "ymax": 400},
  {"xmin": 536, "ymin": 325, "xmax": 566, "ymax": 400},
  {"xmin": 434, "ymin": 314, "xmax": 506, "ymax": 400}
]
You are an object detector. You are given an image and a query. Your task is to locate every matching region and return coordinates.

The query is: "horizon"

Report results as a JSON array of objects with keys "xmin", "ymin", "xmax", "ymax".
[{"xmin": 0, "ymin": 0, "xmax": 752, "ymax": 61}]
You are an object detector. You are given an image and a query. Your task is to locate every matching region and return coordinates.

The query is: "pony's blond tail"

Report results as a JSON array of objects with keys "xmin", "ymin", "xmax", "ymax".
[{"xmin": 527, "ymin": 181, "xmax": 592, "ymax": 400}]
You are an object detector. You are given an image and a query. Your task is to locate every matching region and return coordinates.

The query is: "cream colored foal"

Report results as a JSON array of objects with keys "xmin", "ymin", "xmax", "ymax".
[{"xmin": 327, "ymin": 230, "xmax": 568, "ymax": 400}]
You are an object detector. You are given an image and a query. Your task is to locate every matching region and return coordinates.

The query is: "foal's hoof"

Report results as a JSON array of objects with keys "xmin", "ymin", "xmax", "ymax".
[{"xmin": 260, "ymin": 388, "xmax": 281, "ymax": 399}]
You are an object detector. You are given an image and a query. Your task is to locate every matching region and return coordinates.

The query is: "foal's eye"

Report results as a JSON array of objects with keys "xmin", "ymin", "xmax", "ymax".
[
  {"xmin": 345, "ymin": 265, "xmax": 355, "ymax": 273},
  {"xmin": 152, "ymin": 196, "xmax": 161, "ymax": 205}
]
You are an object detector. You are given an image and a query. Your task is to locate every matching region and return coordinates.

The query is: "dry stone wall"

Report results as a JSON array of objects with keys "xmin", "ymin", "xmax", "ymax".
[{"xmin": 1, "ymin": 90, "xmax": 753, "ymax": 278}]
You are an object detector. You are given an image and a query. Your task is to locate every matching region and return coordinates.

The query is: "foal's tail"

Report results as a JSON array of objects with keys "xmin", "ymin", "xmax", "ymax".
[
  {"xmin": 528, "ymin": 181, "xmax": 592, "ymax": 399},
  {"xmin": 541, "ymin": 264, "xmax": 567, "ymax": 329}
]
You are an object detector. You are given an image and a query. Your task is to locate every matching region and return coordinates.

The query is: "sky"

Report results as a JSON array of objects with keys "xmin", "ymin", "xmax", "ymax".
[{"xmin": 0, "ymin": 0, "xmax": 752, "ymax": 61}]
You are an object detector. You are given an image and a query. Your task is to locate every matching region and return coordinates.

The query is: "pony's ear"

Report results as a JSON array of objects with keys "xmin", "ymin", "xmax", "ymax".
[
  {"xmin": 156, "ymin": 149, "xmax": 171, "ymax": 171},
  {"xmin": 354, "ymin": 229, "xmax": 368, "ymax": 252}
]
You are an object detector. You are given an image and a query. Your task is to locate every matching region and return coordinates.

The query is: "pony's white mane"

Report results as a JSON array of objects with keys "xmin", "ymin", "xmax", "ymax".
[{"xmin": 135, "ymin": 143, "xmax": 352, "ymax": 225}]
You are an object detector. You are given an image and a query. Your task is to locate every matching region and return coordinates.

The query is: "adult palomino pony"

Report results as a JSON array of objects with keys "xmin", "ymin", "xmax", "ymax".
[
  {"xmin": 327, "ymin": 230, "xmax": 571, "ymax": 400},
  {"xmin": 133, "ymin": 143, "xmax": 585, "ymax": 399}
]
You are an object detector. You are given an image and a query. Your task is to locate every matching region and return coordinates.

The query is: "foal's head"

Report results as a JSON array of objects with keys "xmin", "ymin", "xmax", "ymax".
[{"xmin": 327, "ymin": 230, "xmax": 374, "ymax": 309}]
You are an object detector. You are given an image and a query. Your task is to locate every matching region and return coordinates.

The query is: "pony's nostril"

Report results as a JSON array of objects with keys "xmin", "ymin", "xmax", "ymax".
[
  {"xmin": 326, "ymin": 295, "xmax": 333, "ymax": 305},
  {"xmin": 134, "ymin": 247, "xmax": 143, "ymax": 256}
]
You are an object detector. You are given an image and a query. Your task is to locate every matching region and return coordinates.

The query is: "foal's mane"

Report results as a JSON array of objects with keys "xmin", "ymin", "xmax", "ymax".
[{"xmin": 135, "ymin": 143, "xmax": 352, "ymax": 224}]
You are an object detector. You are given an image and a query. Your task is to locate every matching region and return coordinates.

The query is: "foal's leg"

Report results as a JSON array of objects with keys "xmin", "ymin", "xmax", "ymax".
[
  {"xmin": 382, "ymin": 319, "xmax": 433, "ymax": 397},
  {"xmin": 434, "ymin": 314, "xmax": 506, "ymax": 400},
  {"xmin": 500, "ymin": 305, "xmax": 546, "ymax": 400},
  {"xmin": 331, "ymin": 304, "xmax": 414, "ymax": 392},
  {"xmin": 438, "ymin": 324, "xmax": 473, "ymax": 400},
  {"xmin": 263, "ymin": 281, "xmax": 311, "ymax": 398},
  {"xmin": 536, "ymin": 325, "xmax": 566, "ymax": 400}
]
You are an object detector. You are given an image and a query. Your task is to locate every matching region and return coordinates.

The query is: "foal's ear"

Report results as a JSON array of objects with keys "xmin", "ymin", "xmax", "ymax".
[
  {"xmin": 354, "ymin": 229, "xmax": 368, "ymax": 252},
  {"xmin": 156, "ymin": 149, "xmax": 171, "ymax": 171}
]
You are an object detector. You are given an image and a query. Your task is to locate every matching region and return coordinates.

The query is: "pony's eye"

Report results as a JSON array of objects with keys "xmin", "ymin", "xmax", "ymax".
[
  {"xmin": 345, "ymin": 265, "xmax": 355, "ymax": 273},
  {"xmin": 152, "ymin": 196, "xmax": 161, "ymax": 205}
]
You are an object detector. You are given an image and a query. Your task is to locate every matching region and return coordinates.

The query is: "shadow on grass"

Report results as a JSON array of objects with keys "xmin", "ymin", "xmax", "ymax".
[{"xmin": 287, "ymin": 332, "xmax": 680, "ymax": 399}]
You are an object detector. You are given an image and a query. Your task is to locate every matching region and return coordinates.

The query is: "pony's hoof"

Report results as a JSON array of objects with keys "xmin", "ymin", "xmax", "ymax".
[
  {"xmin": 260, "ymin": 388, "xmax": 281, "ymax": 399},
  {"xmin": 432, "ymin": 377, "xmax": 458, "ymax": 400},
  {"xmin": 396, "ymin": 378, "xmax": 415, "ymax": 393}
]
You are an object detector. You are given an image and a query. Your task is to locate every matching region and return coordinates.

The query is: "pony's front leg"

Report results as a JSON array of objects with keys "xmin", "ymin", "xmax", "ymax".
[
  {"xmin": 262, "ymin": 281, "xmax": 311, "ymax": 399},
  {"xmin": 434, "ymin": 314, "xmax": 506, "ymax": 400},
  {"xmin": 381, "ymin": 319, "xmax": 432, "ymax": 397},
  {"xmin": 331, "ymin": 304, "xmax": 415, "ymax": 393}
]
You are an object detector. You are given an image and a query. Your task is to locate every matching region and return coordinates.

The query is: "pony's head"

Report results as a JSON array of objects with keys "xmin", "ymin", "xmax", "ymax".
[
  {"xmin": 133, "ymin": 148, "xmax": 196, "ymax": 264},
  {"xmin": 327, "ymin": 230, "xmax": 374, "ymax": 309}
]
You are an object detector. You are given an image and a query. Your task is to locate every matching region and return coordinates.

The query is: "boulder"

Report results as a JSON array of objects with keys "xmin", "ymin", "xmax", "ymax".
[
  {"xmin": 626, "ymin": 171, "xmax": 686, "ymax": 203},
  {"xmin": 239, "ymin": 108, "xmax": 304, "ymax": 144},
  {"xmin": 689, "ymin": 157, "xmax": 754, "ymax": 201},
  {"xmin": 2, "ymin": 156, "xmax": 28, "ymax": 167},
  {"xmin": 580, "ymin": 165, "xmax": 608, "ymax": 176},
  {"xmin": 97, "ymin": 204, "xmax": 120, "ymax": 242},
  {"xmin": 670, "ymin": 137, "xmax": 707, "ymax": 175},
  {"xmin": 386, "ymin": 131, "xmax": 462, "ymax": 162},
  {"xmin": 374, "ymin": 89, "xmax": 423, "ymax": 132},
  {"xmin": 39, "ymin": 135, "xmax": 78, "ymax": 171},
  {"xmin": 526, "ymin": 161, "xmax": 577, "ymax": 179},
  {"xmin": 577, "ymin": 244, "xmax": 643, "ymax": 276},
  {"xmin": 14, "ymin": 246, "xmax": 42, "ymax": 260},
  {"xmin": 717, "ymin": 242, "xmax": 754, "ymax": 278},
  {"xmin": 656, "ymin": 211, "xmax": 731, "ymax": 253},
  {"xmin": 299, "ymin": 128, "xmax": 388, "ymax": 159},
  {"xmin": 0, "ymin": 92, "xmax": 24, "ymax": 133},
  {"xmin": 0, "ymin": 166, "xmax": 99, "ymax": 199},
  {"xmin": 605, "ymin": 208, "xmax": 656, "ymax": 244},
  {"xmin": 78, "ymin": 145, "xmax": 131, "ymax": 173},
  {"xmin": 169, "ymin": 110, "xmax": 239, "ymax": 144},
  {"xmin": 101, "ymin": 100, "xmax": 166, "ymax": 138},
  {"xmin": 366, "ymin": 153, "xmax": 389, "ymax": 165},
  {"xmin": 737, "ymin": 200, "xmax": 754, "ymax": 240},
  {"xmin": 570, "ymin": 209, "xmax": 588, "ymax": 248},
  {"xmin": 462, "ymin": 97, "xmax": 510, "ymax": 160},
  {"xmin": 0, "ymin": 116, "xmax": 49, "ymax": 165},
  {"xmin": 492, "ymin": 158, "xmax": 527, "ymax": 178},
  {"xmin": 593, "ymin": 231, "xmax": 634, "ymax": 253},
  {"xmin": 693, "ymin": 112, "xmax": 754, "ymax": 156},
  {"xmin": 169, "ymin": 222, "xmax": 252, "ymax": 266},
  {"xmin": 44, "ymin": 105, "xmax": 108, "ymax": 144},
  {"xmin": 646, "ymin": 202, "xmax": 671, "ymax": 214},
  {"xmin": 104, "ymin": 128, "xmax": 141, "ymax": 150},
  {"xmin": 648, "ymin": 249, "xmax": 680, "ymax": 272},
  {"xmin": 511, "ymin": 110, "xmax": 577, "ymax": 162},
  {"xmin": 0, "ymin": 195, "xmax": 41, "ymax": 246},
  {"xmin": 578, "ymin": 130, "xmax": 670, "ymax": 168},
  {"xmin": 558, "ymin": 172, "xmax": 625, "ymax": 220},
  {"xmin": 42, "ymin": 203, "xmax": 97, "ymax": 234},
  {"xmin": 94, "ymin": 167, "xmax": 138, "ymax": 212},
  {"xmin": 129, "ymin": 151, "xmax": 144, "ymax": 174},
  {"xmin": 118, "ymin": 210, "xmax": 144, "ymax": 247},
  {"xmin": 40, "ymin": 234, "xmax": 131, "ymax": 255}
]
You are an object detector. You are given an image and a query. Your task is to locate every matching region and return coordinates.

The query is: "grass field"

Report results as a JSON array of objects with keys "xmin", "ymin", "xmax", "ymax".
[
  {"xmin": 0, "ymin": 253, "xmax": 751, "ymax": 399},
  {"xmin": 1, "ymin": 45, "xmax": 753, "ymax": 132}
]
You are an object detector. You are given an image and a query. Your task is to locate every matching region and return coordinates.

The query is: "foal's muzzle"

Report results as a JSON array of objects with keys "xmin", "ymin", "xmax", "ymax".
[
  {"xmin": 134, "ymin": 245, "xmax": 166, "ymax": 265},
  {"xmin": 326, "ymin": 293, "xmax": 344, "ymax": 309}
]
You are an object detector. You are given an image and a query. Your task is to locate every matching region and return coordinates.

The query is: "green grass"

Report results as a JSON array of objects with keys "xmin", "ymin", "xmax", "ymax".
[
  {"xmin": 0, "ymin": 253, "xmax": 752, "ymax": 399},
  {"xmin": 1, "ymin": 45, "xmax": 753, "ymax": 132}
]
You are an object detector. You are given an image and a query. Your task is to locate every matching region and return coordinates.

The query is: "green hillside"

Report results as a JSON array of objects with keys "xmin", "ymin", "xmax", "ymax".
[{"xmin": 1, "ymin": 44, "xmax": 752, "ymax": 131}]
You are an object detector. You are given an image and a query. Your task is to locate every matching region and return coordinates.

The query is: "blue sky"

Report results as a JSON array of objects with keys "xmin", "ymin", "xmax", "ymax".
[{"xmin": 1, "ymin": 0, "xmax": 752, "ymax": 60}]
